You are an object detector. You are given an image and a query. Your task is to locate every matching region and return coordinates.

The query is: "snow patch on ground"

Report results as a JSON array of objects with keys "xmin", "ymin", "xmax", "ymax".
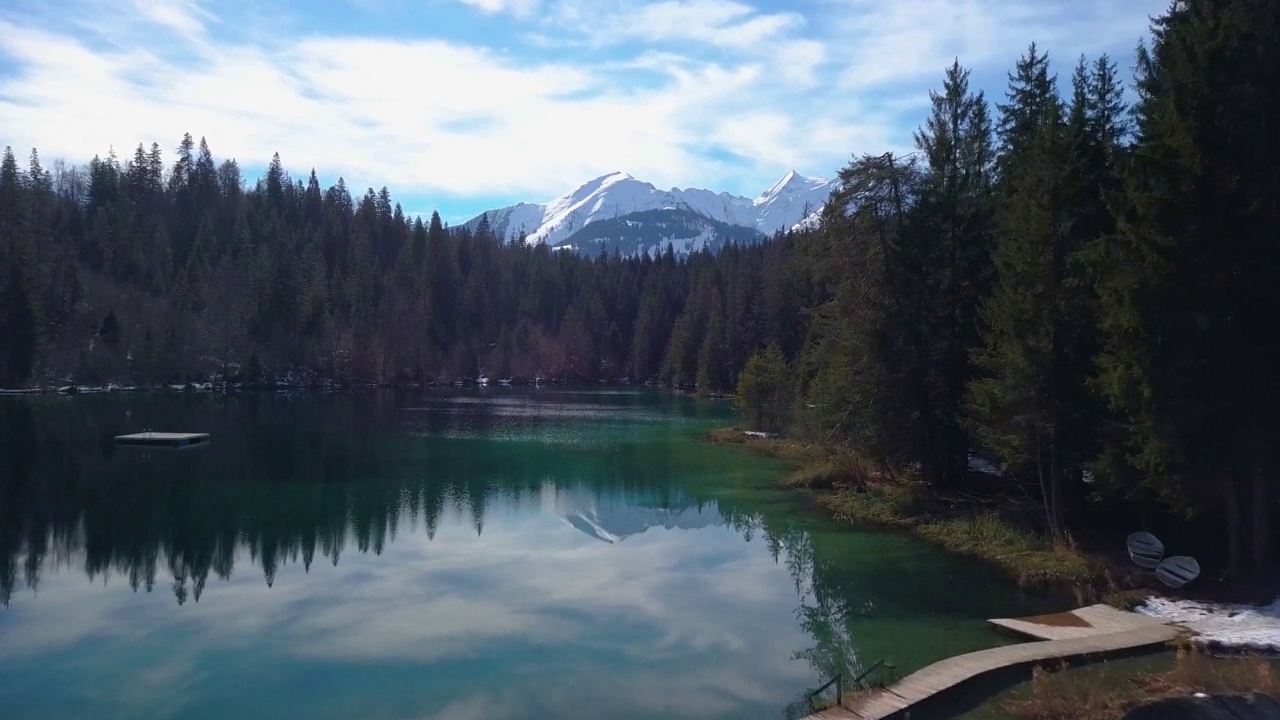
[
  {"xmin": 1137, "ymin": 596, "xmax": 1280, "ymax": 652},
  {"xmin": 967, "ymin": 454, "xmax": 1001, "ymax": 474}
]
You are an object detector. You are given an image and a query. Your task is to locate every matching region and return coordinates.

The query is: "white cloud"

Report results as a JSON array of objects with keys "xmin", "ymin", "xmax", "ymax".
[
  {"xmin": 130, "ymin": 0, "xmax": 216, "ymax": 40},
  {"xmin": 0, "ymin": 0, "xmax": 1170, "ymax": 210},
  {"xmin": 829, "ymin": 0, "xmax": 1158, "ymax": 91},
  {"xmin": 561, "ymin": 0, "xmax": 805, "ymax": 49},
  {"xmin": 775, "ymin": 38, "xmax": 827, "ymax": 86},
  {"xmin": 460, "ymin": 0, "xmax": 542, "ymax": 18}
]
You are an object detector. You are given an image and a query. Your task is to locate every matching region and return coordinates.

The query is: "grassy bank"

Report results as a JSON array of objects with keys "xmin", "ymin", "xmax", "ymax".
[
  {"xmin": 709, "ymin": 426, "xmax": 1148, "ymax": 606},
  {"xmin": 1004, "ymin": 643, "xmax": 1279, "ymax": 720},
  {"xmin": 821, "ymin": 491, "xmax": 1107, "ymax": 595}
]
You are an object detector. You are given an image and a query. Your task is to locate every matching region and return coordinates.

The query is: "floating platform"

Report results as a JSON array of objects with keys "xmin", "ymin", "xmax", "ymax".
[
  {"xmin": 803, "ymin": 604, "xmax": 1184, "ymax": 720},
  {"xmin": 114, "ymin": 432, "xmax": 210, "ymax": 448}
]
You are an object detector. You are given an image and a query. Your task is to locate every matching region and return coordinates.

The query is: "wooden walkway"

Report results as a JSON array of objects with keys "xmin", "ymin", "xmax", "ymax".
[
  {"xmin": 803, "ymin": 605, "xmax": 1183, "ymax": 720},
  {"xmin": 988, "ymin": 603, "xmax": 1171, "ymax": 641}
]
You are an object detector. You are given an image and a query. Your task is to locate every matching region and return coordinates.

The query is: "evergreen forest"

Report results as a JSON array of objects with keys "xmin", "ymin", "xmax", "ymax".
[{"xmin": 1, "ymin": 0, "xmax": 1275, "ymax": 571}]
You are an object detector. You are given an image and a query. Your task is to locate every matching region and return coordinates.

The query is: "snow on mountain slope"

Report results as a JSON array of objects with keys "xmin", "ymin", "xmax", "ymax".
[
  {"xmin": 792, "ymin": 206, "xmax": 824, "ymax": 232},
  {"xmin": 466, "ymin": 170, "xmax": 839, "ymax": 248},
  {"xmin": 753, "ymin": 170, "xmax": 839, "ymax": 235},
  {"xmin": 673, "ymin": 187, "xmax": 755, "ymax": 229},
  {"xmin": 553, "ymin": 208, "xmax": 765, "ymax": 259},
  {"xmin": 470, "ymin": 202, "xmax": 546, "ymax": 244}
]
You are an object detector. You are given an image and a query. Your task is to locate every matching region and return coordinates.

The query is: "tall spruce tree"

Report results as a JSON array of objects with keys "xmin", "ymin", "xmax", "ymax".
[
  {"xmin": 0, "ymin": 147, "xmax": 23, "ymax": 270},
  {"xmin": 0, "ymin": 262, "xmax": 38, "ymax": 386},
  {"xmin": 798, "ymin": 152, "xmax": 926, "ymax": 461},
  {"xmin": 1093, "ymin": 0, "xmax": 1280, "ymax": 573},
  {"xmin": 911, "ymin": 59, "xmax": 997, "ymax": 485},
  {"xmin": 736, "ymin": 344, "xmax": 791, "ymax": 433},
  {"xmin": 696, "ymin": 292, "xmax": 729, "ymax": 392},
  {"xmin": 995, "ymin": 43, "xmax": 1057, "ymax": 186},
  {"xmin": 969, "ymin": 91, "xmax": 1078, "ymax": 534}
]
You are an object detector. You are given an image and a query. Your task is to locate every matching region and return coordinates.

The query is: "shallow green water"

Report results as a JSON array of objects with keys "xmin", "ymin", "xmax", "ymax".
[{"xmin": 0, "ymin": 389, "xmax": 1056, "ymax": 719}]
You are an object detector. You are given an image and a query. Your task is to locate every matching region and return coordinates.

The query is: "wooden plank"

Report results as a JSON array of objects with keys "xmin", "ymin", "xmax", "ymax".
[
  {"xmin": 801, "ymin": 610, "xmax": 1181, "ymax": 720},
  {"xmin": 989, "ymin": 603, "xmax": 1168, "ymax": 641}
]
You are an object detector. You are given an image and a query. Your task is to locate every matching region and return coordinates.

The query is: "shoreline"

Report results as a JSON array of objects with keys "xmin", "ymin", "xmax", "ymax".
[
  {"xmin": 0, "ymin": 378, "xmax": 656, "ymax": 396},
  {"xmin": 709, "ymin": 426, "xmax": 1280, "ymax": 719},
  {"xmin": 706, "ymin": 426, "xmax": 1278, "ymax": 613}
]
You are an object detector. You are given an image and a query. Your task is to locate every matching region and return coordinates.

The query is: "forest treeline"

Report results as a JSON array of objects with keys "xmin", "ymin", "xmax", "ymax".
[
  {"xmin": 0, "ymin": 130, "xmax": 805, "ymax": 390},
  {"xmin": 0, "ymin": 0, "xmax": 1275, "ymax": 571}
]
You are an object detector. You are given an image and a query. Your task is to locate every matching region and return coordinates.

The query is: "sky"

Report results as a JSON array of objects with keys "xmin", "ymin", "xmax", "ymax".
[{"xmin": 0, "ymin": 0, "xmax": 1168, "ymax": 224}]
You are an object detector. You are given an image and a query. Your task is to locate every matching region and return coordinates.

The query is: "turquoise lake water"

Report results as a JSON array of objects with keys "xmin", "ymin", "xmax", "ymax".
[{"xmin": 0, "ymin": 389, "xmax": 1055, "ymax": 719}]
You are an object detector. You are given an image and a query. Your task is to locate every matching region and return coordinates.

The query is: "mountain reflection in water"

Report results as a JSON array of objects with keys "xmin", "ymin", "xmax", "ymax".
[{"xmin": 0, "ymin": 391, "xmax": 1051, "ymax": 720}]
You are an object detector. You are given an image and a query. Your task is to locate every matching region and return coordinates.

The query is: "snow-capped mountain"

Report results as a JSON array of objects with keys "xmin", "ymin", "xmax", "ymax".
[
  {"xmin": 553, "ymin": 208, "xmax": 765, "ymax": 258},
  {"xmin": 793, "ymin": 206, "xmax": 825, "ymax": 232},
  {"xmin": 465, "ymin": 170, "xmax": 839, "ymax": 250},
  {"xmin": 752, "ymin": 170, "xmax": 832, "ymax": 234}
]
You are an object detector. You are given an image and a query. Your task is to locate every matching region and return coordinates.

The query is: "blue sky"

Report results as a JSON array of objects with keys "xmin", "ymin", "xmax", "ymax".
[{"xmin": 0, "ymin": 0, "xmax": 1166, "ymax": 223}]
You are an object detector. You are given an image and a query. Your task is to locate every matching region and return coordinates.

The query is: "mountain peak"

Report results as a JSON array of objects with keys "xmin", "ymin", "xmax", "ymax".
[
  {"xmin": 464, "ymin": 169, "xmax": 839, "ymax": 252},
  {"xmin": 581, "ymin": 169, "xmax": 634, "ymax": 185},
  {"xmin": 760, "ymin": 170, "xmax": 822, "ymax": 201}
]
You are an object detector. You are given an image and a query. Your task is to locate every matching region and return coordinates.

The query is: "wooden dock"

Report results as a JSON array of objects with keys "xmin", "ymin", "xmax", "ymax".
[
  {"xmin": 803, "ymin": 605, "xmax": 1182, "ymax": 720},
  {"xmin": 988, "ymin": 603, "xmax": 1172, "ymax": 641},
  {"xmin": 114, "ymin": 432, "xmax": 210, "ymax": 448}
]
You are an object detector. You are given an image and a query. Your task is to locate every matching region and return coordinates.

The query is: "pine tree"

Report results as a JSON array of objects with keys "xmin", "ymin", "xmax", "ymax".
[
  {"xmin": 630, "ymin": 281, "xmax": 665, "ymax": 381},
  {"xmin": 463, "ymin": 254, "xmax": 489, "ymax": 337},
  {"xmin": 147, "ymin": 142, "xmax": 164, "ymax": 194},
  {"xmin": 129, "ymin": 143, "xmax": 153, "ymax": 207},
  {"xmin": 996, "ymin": 43, "xmax": 1057, "ymax": 186},
  {"xmin": 736, "ymin": 344, "xmax": 790, "ymax": 433},
  {"xmin": 1092, "ymin": 0, "xmax": 1280, "ymax": 573},
  {"xmin": 98, "ymin": 311, "xmax": 121, "ymax": 348},
  {"xmin": 696, "ymin": 293, "xmax": 728, "ymax": 392},
  {"xmin": 265, "ymin": 152, "xmax": 286, "ymax": 212},
  {"xmin": 969, "ymin": 96, "xmax": 1077, "ymax": 534},
  {"xmin": 410, "ymin": 216, "xmax": 427, "ymax": 263},
  {"xmin": 304, "ymin": 170, "xmax": 323, "ymax": 232},
  {"xmin": 43, "ymin": 246, "xmax": 82, "ymax": 333},
  {"xmin": 427, "ymin": 213, "xmax": 462, "ymax": 351},
  {"xmin": 25, "ymin": 149, "xmax": 53, "ymax": 289},
  {"xmin": 911, "ymin": 59, "xmax": 997, "ymax": 485},
  {"xmin": 193, "ymin": 138, "xmax": 219, "ymax": 220},
  {"xmin": 561, "ymin": 289, "xmax": 604, "ymax": 378},
  {"xmin": 0, "ymin": 147, "xmax": 24, "ymax": 269},
  {"xmin": 967, "ymin": 42, "xmax": 1108, "ymax": 535},
  {"xmin": 798, "ymin": 152, "xmax": 925, "ymax": 460},
  {"xmin": 1052, "ymin": 54, "xmax": 1128, "ymax": 518},
  {"xmin": 168, "ymin": 133, "xmax": 199, "ymax": 267},
  {"xmin": 0, "ymin": 262, "xmax": 38, "ymax": 386},
  {"xmin": 168, "ymin": 132, "xmax": 194, "ymax": 194}
]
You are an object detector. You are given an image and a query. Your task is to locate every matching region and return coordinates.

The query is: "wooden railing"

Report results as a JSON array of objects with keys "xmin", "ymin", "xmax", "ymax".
[
  {"xmin": 808, "ymin": 660, "xmax": 897, "ymax": 712},
  {"xmin": 808, "ymin": 673, "xmax": 842, "ymax": 710}
]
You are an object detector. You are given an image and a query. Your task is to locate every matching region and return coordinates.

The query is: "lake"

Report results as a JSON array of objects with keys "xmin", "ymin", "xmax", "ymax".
[{"xmin": 0, "ymin": 389, "xmax": 1055, "ymax": 720}]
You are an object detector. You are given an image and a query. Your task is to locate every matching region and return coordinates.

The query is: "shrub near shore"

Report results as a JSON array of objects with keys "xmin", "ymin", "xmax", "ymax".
[{"xmin": 708, "ymin": 426, "xmax": 1149, "ymax": 605}]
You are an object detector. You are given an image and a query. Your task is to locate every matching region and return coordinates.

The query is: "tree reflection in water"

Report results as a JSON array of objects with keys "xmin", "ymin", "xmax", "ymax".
[{"xmin": 0, "ymin": 391, "xmax": 1041, "ymax": 719}]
